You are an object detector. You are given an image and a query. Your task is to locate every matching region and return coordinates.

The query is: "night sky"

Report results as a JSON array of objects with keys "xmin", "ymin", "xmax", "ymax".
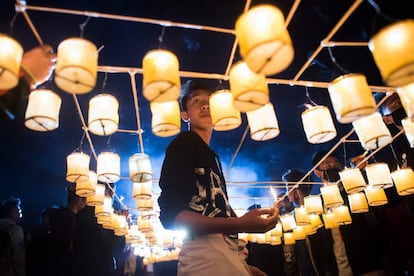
[{"xmin": 0, "ymin": 0, "xmax": 411, "ymax": 230}]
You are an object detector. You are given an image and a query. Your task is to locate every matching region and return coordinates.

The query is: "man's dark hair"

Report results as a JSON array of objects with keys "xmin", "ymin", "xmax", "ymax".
[
  {"xmin": 0, "ymin": 196, "xmax": 21, "ymax": 218},
  {"xmin": 180, "ymin": 80, "xmax": 214, "ymax": 112},
  {"xmin": 311, "ymin": 150, "xmax": 340, "ymax": 167}
]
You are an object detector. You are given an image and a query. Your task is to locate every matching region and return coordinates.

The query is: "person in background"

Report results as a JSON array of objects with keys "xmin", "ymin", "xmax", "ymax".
[
  {"xmin": 47, "ymin": 184, "xmax": 86, "ymax": 276},
  {"xmin": 67, "ymin": 183, "xmax": 125, "ymax": 276},
  {"xmin": 312, "ymin": 151, "xmax": 387, "ymax": 276},
  {"xmin": 281, "ymin": 169, "xmax": 317, "ymax": 276},
  {"xmin": 0, "ymin": 196, "xmax": 25, "ymax": 276},
  {"xmin": 0, "ymin": 44, "xmax": 56, "ymax": 121},
  {"xmin": 25, "ymin": 206, "xmax": 59, "ymax": 276},
  {"xmin": 158, "ymin": 80, "xmax": 279, "ymax": 276}
]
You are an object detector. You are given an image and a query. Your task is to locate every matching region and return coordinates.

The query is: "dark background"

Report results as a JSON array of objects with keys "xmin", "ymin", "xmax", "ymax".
[{"xmin": 0, "ymin": 0, "xmax": 411, "ymax": 231}]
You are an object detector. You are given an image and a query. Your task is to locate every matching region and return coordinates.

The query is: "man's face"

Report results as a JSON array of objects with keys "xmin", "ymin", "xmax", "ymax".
[
  {"xmin": 182, "ymin": 89, "xmax": 212, "ymax": 130},
  {"xmin": 314, "ymin": 156, "xmax": 342, "ymax": 182}
]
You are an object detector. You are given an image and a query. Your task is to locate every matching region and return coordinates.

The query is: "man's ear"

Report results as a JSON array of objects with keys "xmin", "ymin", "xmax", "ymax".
[{"xmin": 181, "ymin": 111, "xmax": 189, "ymax": 122}]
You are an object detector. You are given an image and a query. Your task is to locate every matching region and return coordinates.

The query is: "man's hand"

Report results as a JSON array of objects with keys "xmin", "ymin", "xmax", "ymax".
[{"xmin": 21, "ymin": 44, "xmax": 56, "ymax": 87}]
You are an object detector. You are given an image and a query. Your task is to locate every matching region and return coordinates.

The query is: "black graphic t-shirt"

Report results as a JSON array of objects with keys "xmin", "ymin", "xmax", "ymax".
[{"xmin": 158, "ymin": 131, "xmax": 235, "ymax": 230}]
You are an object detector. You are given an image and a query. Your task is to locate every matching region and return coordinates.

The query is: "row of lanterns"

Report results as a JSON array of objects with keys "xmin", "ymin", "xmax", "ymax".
[
  {"xmin": 65, "ymin": 149, "xmax": 186, "ymax": 259},
  {"xmin": 2, "ymin": 8, "xmax": 414, "ymax": 146}
]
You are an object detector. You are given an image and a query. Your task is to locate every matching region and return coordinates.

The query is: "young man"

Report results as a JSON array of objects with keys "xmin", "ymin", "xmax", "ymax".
[
  {"xmin": 158, "ymin": 80, "xmax": 279, "ymax": 275},
  {"xmin": 0, "ymin": 196, "xmax": 25, "ymax": 276}
]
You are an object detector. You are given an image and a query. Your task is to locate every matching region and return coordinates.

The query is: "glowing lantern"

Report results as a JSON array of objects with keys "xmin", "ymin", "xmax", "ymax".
[
  {"xmin": 0, "ymin": 34, "xmax": 23, "ymax": 91},
  {"xmin": 352, "ymin": 112, "xmax": 392, "ymax": 150},
  {"xmin": 301, "ymin": 105, "xmax": 337, "ymax": 144},
  {"xmin": 369, "ymin": 19, "xmax": 414, "ymax": 86},
  {"xmin": 97, "ymin": 152, "xmax": 120, "ymax": 183},
  {"xmin": 339, "ymin": 167, "xmax": 366, "ymax": 194},
  {"xmin": 328, "ymin": 74, "xmax": 376, "ymax": 123},
  {"xmin": 88, "ymin": 94, "xmax": 119, "ymax": 136},
  {"xmin": 209, "ymin": 89, "xmax": 241, "ymax": 131},
  {"xmin": 320, "ymin": 184, "xmax": 343, "ymax": 209},
  {"xmin": 142, "ymin": 49, "xmax": 180, "ymax": 102},
  {"xmin": 229, "ymin": 61, "xmax": 269, "ymax": 112},
  {"xmin": 391, "ymin": 167, "xmax": 414, "ymax": 195},
  {"xmin": 25, "ymin": 89, "xmax": 62, "ymax": 131},
  {"xmin": 364, "ymin": 186, "xmax": 388, "ymax": 206},
  {"xmin": 246, "ymin": 102, "xmax": 280, "ymax": 141},
  {"xmin": 66, "ymin": 152, "xmax": 90, "ymax": 183},
  {"xmin": 75, "ymin": 170, "xmax": 97, "ymax": 197},
  {"xmin": 365, "ymin": 162, "xmax": 393, "ymax": 189},
  {"xmin": 235, "ymin": 4, "xmax": 294, "ymax": 76},
  {"xmin": 55, "ymin": 38, "xmax": 98, "ymax": 94},
  {"xmin": 129, "ymin": 153, "xmax": 152, "ymax": 183},
  {"xmin": 150, "ymin": 100, "xmax": 181, "ymax": 137}
]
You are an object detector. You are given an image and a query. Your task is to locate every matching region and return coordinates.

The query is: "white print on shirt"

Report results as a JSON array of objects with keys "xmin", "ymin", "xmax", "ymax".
[{"xmin": 188, "ymin": 167, "xmax": 232, "ymax": 217}]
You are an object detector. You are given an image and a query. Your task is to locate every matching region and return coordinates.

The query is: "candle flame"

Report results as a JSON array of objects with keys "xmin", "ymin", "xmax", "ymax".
[{"xmin": 270, "ymin": 186, "xmax": 277, "ymax": 200}]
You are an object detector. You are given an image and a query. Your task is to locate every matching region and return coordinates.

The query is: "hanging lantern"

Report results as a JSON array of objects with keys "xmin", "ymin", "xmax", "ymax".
[
  {"xmin": 397, "ymin": 84, "xmax": 414, "ymax": 120},
  {"xmin": 269, "ymin": 235, "xmax": 282, "ymax": 246},
  {"xmin": 142, "ymin": 49, "xmax": 180, "ymax": 102},
  {"xmin": 348, "ymin": 192, "xmax": 369, "ymax": 213},
  {"xmin": 332, "ymin": 205, "xmax": 352, "ymax": 225},
  {"xmin": 66, "ymin": 152, "xmax": 90, "ymax": 183},
  {"xmin": 133, "ymin": 181, "xmax": 153, "ymax": 200},
  {"xmin": 308, "ymin": 213, "xmax": 324, "ymax": 232},
  {"xmin": 364, "ymin": 186, "xmax": 388, "ymax": 206},
  {"xmin": 97, "ymin": 215, "xmax": 111, "ymax": 226},
  {"xmin": 235, "ymin": 4, "xmax": 294, "ymax": 76},
  {"xmin": 320, "ymin": 184, "xmax": 343, "ymax": 209},
  {"xmin": 209, "ymin": 89, "xmax": 241, "ymax": 131},
  {"xmin": 114, "ymin": 215, "xmax": 128, "ymax": 236},
  {"xmin": 402, "ymin": 118, "xmax": 414, "ymax": 147},
  {"xmin": 270, "ymin": 222, "xmax": 283, "ymax": 237},
  {"xmin": 283, "ymin": 232, "xmax": 296, "ymax": 245},
  {"xmin": 88, "ymin": 94, "xmax": 119, "ymax": 136},
  {"xmin": 76, "ymin": 170, "xmax": 97, "ymax": 197},
  {"xmin": 294, "ymin": 206, "xmax": 310, "ymax": 226},
  {"xmin": 304, "ymin": 194, "xmax": 323, "ymax": 215},
  {"xmin": 94, "ymin": 196, "xmax": 113, "ymax": 217},
  {"xmin": 150, "ymin": 100, "xmax": 181, "ymax": 137},
  {"xmin": 352, "ymin": 112, "xmax": 392, "ymax": 150},
  {"xmin": 365, "ymin": 162, "xmax": 393, "ymax": 189},
  {"xmin": 339, "ymin": 167, "xmax": 367, "ymax": 194},
  {"xmin": 86, "ymin": 183, "xmax": 105, "ymax": 206},
  {"xmin": 24, "ymin": 89, "xmax": 62, "ymax": 131},
  {"xmin": 301, "ymin": 105, "xmax": 337, "ymax": 144},
  {"xmin": 391, "ymin": 167, "xmax": 414, "ymax": 195},
  {"xmin": 229, "ymin": 61, "xmax": 269, "ymax": 112},
  {"xmin": 328, "ymin": 74, "xmax": 376, "ymax": 123},
  {"xmin": 246, "ymin": 102, "xmax": 280, "ymax": 141},
  {"xmin": 138, "ymin": 216, "xmax": 152, "ymax": 233},
  {"xmin": 0, "ymin": 34, "xmax": 23, "ymax": 91},
  {"xmin": 293, "ymin": 225, "xmax": 308, "ymax": 240},
  {"xmin": 322, "ymin": 212, "xmax": 339, "ymax": 229},
  {"xmin": 129, "ymin": 153, "xmax": 152, "ymax": 183},
  {"xmin": 101, "ymin": 213, "xmax": 117, "ymax": 230},
  {"xmin": 97, "ymin": 151, "xmax": 120, "ymax": 183},
  {"xmin": 136, "ymin": 198, "xmax": 154, "ymax": 211},
  {"xmin": 369, "ymin": 19, "xmax": 414, "ymax": 87},
  {"xmin": 55, "ymin": 37, "xmax": 98, "ymax": 94},
  {"xmin": 279, "ymin": 212, "xmax": 296, "ymax": 232}
]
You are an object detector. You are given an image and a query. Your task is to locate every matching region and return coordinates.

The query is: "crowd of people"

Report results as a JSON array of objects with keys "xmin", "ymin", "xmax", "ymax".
[{"xmin": 0, "ymin": 184, "xmax": 149, "ymax": 276}]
